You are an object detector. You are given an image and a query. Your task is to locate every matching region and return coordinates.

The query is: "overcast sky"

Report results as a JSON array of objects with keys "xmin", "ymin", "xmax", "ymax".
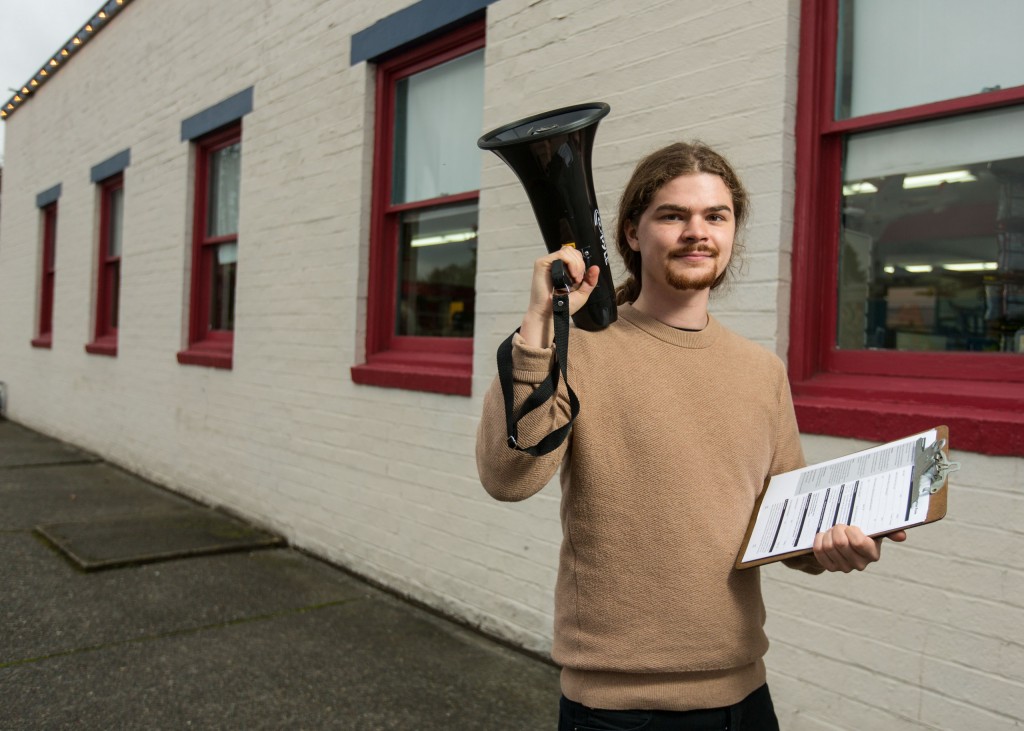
[{"xmin": 0, "ymin": 0, "xmax": 102, "ymax": 163}]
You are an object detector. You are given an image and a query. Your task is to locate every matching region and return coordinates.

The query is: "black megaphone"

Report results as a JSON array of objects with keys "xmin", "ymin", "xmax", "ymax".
[{"xmin": 478, "ymin": 102, "xmax": 616, "ymax": 331}]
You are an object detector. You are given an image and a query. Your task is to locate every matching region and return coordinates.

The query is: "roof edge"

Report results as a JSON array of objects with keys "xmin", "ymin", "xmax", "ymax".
[{"xmin": 2, "ymin": 0, "xmax": 137, "ymax": 122}]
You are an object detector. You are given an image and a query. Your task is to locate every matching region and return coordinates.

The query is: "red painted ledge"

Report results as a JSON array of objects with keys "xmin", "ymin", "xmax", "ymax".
[
  {"xmin": 177, "ymin": 342, "xmax": 233, "ymax": 370},
  {"xmin": 85, "ymin": 336, "xmax": 118, "ymax": 357},
  {"xmin": 792, "ymin": 375, "xmax": 1024, "ymax": 456},
  {"xmin": 351, "ymin": 353, "xmax": 471, "ymax": 396}
]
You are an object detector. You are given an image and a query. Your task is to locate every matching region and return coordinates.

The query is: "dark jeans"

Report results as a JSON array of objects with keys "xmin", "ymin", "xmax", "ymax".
[{"xmin": 558, "ymin": 683, "xmax": 780, "ymax": 731}]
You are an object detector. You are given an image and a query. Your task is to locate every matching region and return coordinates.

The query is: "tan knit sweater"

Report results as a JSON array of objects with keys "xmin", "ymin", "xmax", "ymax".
[{"xmin": 476, "ymin": 305, "xmax": 817, "ymax": 711}]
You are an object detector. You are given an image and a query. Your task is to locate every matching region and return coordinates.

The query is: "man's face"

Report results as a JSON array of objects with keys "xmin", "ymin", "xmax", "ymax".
[{"xmin": 625, "ymin": 173, "xmax": 736, "ymax": 293}]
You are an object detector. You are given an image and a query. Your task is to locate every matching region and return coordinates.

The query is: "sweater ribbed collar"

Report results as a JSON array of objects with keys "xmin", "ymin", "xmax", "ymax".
[{"xmin": 617, "ymin": 304, "xmax": 721, "ymax": 349}]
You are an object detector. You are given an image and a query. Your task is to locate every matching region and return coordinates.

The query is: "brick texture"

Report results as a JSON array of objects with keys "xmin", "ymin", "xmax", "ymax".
[{"xmin": 0, "ymin": 0, "xmax": 1020, "ymax": 727}]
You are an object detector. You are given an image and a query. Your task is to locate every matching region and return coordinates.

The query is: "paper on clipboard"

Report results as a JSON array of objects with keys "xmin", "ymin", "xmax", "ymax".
[{"xmin": 736, "ymin": 427, "xmax": 955, "ymax": 569}]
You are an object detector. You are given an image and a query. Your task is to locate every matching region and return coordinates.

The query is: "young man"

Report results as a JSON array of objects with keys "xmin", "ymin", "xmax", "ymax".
[{"xmin": 476, "ymin": 142, "xmax": 904, "ymax": 730}]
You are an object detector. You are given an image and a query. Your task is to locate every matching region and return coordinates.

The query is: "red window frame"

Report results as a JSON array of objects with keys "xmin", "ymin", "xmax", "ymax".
[
  {"xmin": 350, "ymin": 21, "xmax": 484, "ymax": 397},
  {"xmin": 177, "ymin": 123, "xmax": 240, "ymax": 370},
  {"xmin": 790, "ymin": 0, "xmax": 1024, "ymax": 456},
  {"xmin": 31, "ymin": 202, "xmax": 58, "ymax": 349},
  {"xmin": 86, "ymin": 173, "xmax": 123, "ymax": 356}
]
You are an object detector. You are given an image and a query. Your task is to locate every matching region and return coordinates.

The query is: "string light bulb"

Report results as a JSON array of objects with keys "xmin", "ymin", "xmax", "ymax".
[{"xmin": 3, "ymin": 0, "xmax": 134, "ymax": 119}]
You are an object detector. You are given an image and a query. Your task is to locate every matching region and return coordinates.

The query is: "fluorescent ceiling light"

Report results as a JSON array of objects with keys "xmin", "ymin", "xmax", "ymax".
[
  {"xmin": 904, "ymin": 265, "xmax": 934, "ymax": 273},
  {"xmin": 843, "ymin": 181, "xmax": 878, "ymax": 196},
  {"xmin": 410, "ymin": 231, "xmax": 477, "ymax": 248},
  {"xmin": 942, "ymin": 261, "xmax": 997, "ymax": 272},
  {"xmin": 902, "ymin": 170, "xmax": 976, "ymax": 189},
  {"xmin": 883, "ymin": 266, "xmax": 896, "ymax": 274}
]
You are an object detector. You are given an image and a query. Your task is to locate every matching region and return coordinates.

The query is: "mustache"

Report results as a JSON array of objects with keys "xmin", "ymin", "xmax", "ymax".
[{"xmin": 671, "ymin": 244, "xmax": 719, "ymax": 257}]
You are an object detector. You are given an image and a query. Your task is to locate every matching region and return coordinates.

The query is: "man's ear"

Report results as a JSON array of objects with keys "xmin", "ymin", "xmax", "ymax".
[{"xmin": 624, "ymin": 218, "xmax": 640, "ymax": 252}]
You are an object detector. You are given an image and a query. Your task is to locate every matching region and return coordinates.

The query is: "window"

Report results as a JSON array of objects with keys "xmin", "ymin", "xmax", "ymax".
[
  {"xmin": 791, "ymin": 0, "xmax": 1024, "ymax": 455},
  {"xmin": 32, "ymin": 201, "xmax": 58, "ymax": 348},
  {"xmin": 350, "ymin": 21, "xmax": 485, "ymax": 396},
  {"xmin": 86, "ymin": 174, "xmax": 123, "ymax": 356},
  {"xmin": 178, "ymin": 123, "xmax": 241, "ymax": 369}
]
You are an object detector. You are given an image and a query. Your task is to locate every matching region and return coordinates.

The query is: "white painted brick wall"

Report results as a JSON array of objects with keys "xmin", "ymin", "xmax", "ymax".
[{"xmin": 1, "ymin": 0, "xmax": 1021, "ymax": 728}]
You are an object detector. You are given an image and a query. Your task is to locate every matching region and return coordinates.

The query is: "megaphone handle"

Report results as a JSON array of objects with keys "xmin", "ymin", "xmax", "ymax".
[
  {"xmin": 495, "ymin": 276, "xmax": 579, "ymax": 456},
  {"xmin": 549, "ymin": 259, "xmax": 572, "ymax": 295}
]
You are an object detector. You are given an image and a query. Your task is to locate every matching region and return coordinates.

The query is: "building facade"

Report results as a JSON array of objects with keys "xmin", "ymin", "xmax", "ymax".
[{"xmin": 1, "ymin": 0, "xmax": 1022, "ymax": 728}]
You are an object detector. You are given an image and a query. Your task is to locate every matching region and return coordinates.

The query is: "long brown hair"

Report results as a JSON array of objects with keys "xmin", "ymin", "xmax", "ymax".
[{"xmin": 614, "ymin": 142, "xmax": 749, "ymax": 304}]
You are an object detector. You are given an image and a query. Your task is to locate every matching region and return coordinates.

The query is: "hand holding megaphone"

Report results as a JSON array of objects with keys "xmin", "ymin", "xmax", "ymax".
[
  {"xmin": 520, "ymin": 250, "xmax": 601, "ymax": 348},
  {"xmin": 481, "ymin": 104, "xmax": 612, "ymax": 456}
]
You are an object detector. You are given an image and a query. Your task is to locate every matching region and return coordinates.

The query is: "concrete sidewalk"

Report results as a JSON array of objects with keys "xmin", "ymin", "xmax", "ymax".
[{"xmin": 0, "ymin": 420, "xmax": 559, "ymax": 730}]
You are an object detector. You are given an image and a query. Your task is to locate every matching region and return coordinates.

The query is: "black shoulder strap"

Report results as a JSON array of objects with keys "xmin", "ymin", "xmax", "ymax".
[{"xmin": 496, "ymin": 266, "xmax": 580, "ymax": 457}]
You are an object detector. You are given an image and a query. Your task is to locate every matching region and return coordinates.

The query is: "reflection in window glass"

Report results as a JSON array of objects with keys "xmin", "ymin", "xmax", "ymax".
[
  {"xmin": 209, "ymin": 243, "xmax": 237, "ymax": 331},
  {"xmin": 838, "ymin": 149, "xmax": 1024, "ymax": 354},
  {"xmin": 108, "ymin": 187, "xmax": 123, "ymax": 257},
  {"xmin": 107, "ymin": 265, "xmax": 120, "ymax": 330},
  {"xmin": 392, "ymin": 49, "xmax": 484, "ymax": 205},
  {"xmin": 395, "ymin": 202, "xmax": 477, "ymax": 338},
  {"xmin": 207, "ymin": 142, "xmax": 241, "ymax": 237},
  {"xmin": 105, "ymin": 185, "xmax": 123, "ymax": 331},
  {"xmin": 835, "ymin": 0, "xmax": 1024, "ymax": 119}
]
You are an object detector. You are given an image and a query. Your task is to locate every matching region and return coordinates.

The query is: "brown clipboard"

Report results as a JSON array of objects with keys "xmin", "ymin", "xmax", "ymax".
[{"xmin": 735, "ymin": 426, "xmax": 953, "ymax": 569}]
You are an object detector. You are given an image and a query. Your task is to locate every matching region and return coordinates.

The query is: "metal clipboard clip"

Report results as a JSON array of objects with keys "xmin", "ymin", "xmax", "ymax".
[{"xmin": 912, "ymin": 437, "xmax": 960, "ymax": 510}]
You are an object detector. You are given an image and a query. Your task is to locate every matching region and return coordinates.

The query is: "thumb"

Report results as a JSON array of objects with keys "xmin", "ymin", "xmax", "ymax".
[{"xmin": 568, "ymin": 265, "xmax": 601, "ymax": 316}]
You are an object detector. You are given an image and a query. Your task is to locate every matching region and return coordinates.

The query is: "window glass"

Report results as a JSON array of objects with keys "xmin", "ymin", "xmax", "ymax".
[
  {"xmin": 40, "ymin": 203, "xmax": 58, "ymax": 338},
  {"xmin": 835, "ymin": 0, "xmax": 1024, "ymax": 119},
  {"xmin": 207, "ymin": 142, "xmax": 241, "ymax": 237},
  {"xmin": 108, "ymin": 186, "xmax": 123, "ymax": 257},
  {"xmin": 392, "ymin": 49, "xmax": 484, "ymax": 204},
  {"xmin": 209, "ymin": 243, "xmax": 237, "ymax": 331},
  {"xmin": 838, "ymin": 108, "xmax": 1024, "ymax": 353},
  {"xmin": 107, "ymin": 265, "xmax": 120, "ymax": 330},
  {"xmin": 395, "ymin": 202, "xmax": 477, "ymax": 337}
]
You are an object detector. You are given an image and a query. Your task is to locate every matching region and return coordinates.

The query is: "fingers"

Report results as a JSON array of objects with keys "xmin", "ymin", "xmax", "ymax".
[
  {"xmin": 813, "ymin": 525, "xmax": 882, "ymax": 573},
  {"xmin": 521, "ymin": 248, "xmax": 599, "ymax": 347},
  {"xmin": 550, "ymin": 245, "xmax": 589, "ymax": 287},
  {"xmin": 568, "ymin": 264, "xmax": 601, "ymax": 311}
]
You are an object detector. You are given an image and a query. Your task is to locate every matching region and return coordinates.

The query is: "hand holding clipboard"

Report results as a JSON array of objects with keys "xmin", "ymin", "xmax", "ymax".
[{"xmin": 736, "ymin": 426, "xmax": 958, "ymax": 569}]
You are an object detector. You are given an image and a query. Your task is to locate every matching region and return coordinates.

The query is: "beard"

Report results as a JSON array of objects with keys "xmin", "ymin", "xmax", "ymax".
[{"xmin": 663, "ymin": 246, "xmax": 721, "ymax": 291}]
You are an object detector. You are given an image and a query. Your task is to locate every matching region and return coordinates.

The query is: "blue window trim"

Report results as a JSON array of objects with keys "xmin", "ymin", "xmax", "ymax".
[
  {"xmin": 90, "ymin": 148, "xmax": 131, "ymax": 183},
  {"xmin": 36, "ymin": 183, "xmax": 61, "ymax": 208},
  {"xmin": 181, "ymin": 87, "xmax": 254, "ymax": 142},
  {"xmin": 350, "ymin": 0, "xmax": 496, "ymax": 64}
]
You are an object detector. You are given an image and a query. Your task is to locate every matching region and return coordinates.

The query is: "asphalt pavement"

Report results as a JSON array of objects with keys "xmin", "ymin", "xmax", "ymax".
[{"xmin": 0, "ymin": 419, "xmax": 559, "ymax": 730}]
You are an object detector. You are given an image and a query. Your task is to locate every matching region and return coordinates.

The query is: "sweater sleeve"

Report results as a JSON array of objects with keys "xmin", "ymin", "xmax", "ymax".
[
  {"xmin": 771, "ymin": 361, "xmax": 826, "ymax": 575},
  {"xmin": 768, "ymin": 358, "xmax": 805, "ymax": 479},
  {"xmin": 475, "ymin": 332, "xmax": 574, "ymax": 502}
]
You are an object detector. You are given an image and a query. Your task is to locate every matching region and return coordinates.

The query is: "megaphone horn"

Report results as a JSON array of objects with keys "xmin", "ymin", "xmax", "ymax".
[{"xmin": 478, "ymin": 102, "xmax": 617, "ymax": 331}]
